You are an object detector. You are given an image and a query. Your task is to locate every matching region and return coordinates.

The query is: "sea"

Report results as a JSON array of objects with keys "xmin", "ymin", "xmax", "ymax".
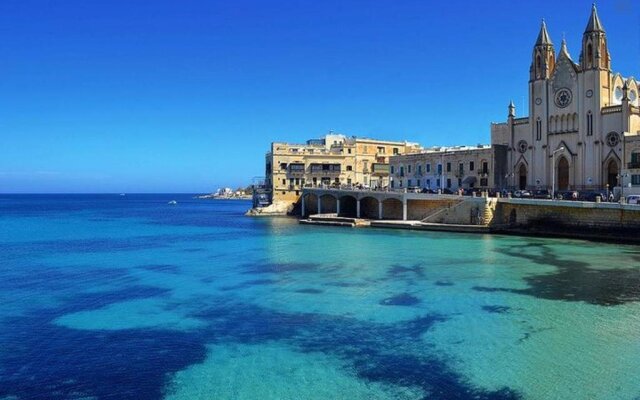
[{"xmin": 0, "ymin": 193, "xmax": 639, "ymax": 400}]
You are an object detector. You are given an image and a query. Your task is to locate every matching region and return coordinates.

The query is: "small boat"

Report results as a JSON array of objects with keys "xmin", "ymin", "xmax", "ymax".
[
  {"xmin": 168, "ymin": 200, "xmax": 177, "ymax": 205},
  {"xmin": 119, "ymin": 193, "xmax": 126, "ymax": 196}
]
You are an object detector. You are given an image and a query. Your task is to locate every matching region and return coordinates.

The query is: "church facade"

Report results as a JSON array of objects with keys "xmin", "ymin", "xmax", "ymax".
[{"xmin": 491, "ymin": 5, "xmax": 640, "ymax": 193}]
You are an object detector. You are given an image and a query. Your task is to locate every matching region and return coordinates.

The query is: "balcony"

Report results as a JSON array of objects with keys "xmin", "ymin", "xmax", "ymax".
[
  {"xmin": 287, "ymin": 163, "xmax": 306, "ymax": 176},
  {"xmin": 309, "ymin": 163, "xmax": 341, "ymax": 176}
]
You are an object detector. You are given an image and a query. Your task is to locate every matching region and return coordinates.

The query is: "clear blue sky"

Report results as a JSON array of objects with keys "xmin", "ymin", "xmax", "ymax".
[{"xmin": 1, "ymin": 0, "xmax": 638, "ymax": 193}]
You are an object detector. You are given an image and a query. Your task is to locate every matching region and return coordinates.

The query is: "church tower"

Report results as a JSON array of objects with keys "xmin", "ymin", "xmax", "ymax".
[
  {"xmin": 579, "ymin": 4, "xmax": 612, "ymax": 108},
  {"xmin": 579, "ymin": 4, "xmax": 610, "ymax": 71},
  {"xmin": 530, "ymin": 20, "xmax": 555, "ymax": 81}
]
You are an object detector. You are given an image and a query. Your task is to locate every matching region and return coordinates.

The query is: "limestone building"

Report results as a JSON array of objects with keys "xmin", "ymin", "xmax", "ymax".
[
  {"xmin": 265, "ymin": 133, "xmax": 420, "ymax": 204},
  {"xmin": 389, "ymin": 145, "xmax": 505, "ymax": 192},
  {"xmin": 491, "ymin": 5, "xmax": 640, "ymax": 192}
]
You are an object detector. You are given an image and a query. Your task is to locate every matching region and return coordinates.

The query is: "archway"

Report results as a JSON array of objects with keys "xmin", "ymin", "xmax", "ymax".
[
  {"xmin": 304, "ymin": 193, "xmax": 318, "ymax": 216},
  {"xmin": 518, "ymin": 164, "xmax": 527, "ymax": 190},
  {"xmin": 319, "ymin": 194, "xmax": 337, "ymax": 214},
  {"xmin": 338, "ymin": 195, "xmax": 357, "ymax": 218},
  {"xmin": 607, "ymin": 159, "xmax": 619, "ymax": 188},
  {"xmin": 360, "ymin": 197, "xmax": 379, "ymax": 219},
  {"xmin": 557, "ymin": 156, "xmax": 569, "ymax": 190}
]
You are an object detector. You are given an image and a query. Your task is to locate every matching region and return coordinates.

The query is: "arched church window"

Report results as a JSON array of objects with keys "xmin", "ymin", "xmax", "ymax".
[
  {"xmin": 536, "ymin": 55, "xmax": 541, "ymax": 75},
  {"xmin": 587, "ymin": 43, "xmax": 593, "ymax": 67},
  {"xmin": 587, "ymin": 111, "xmax": 593, "ymax": 136}
]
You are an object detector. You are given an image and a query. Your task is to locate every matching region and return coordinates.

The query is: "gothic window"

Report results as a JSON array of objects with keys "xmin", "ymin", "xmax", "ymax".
[
  {"xmin": 536, "ymin": 54, "xmax": 541, "ymax": 77},
  {"xmin": 587, "ymin": 43, "xmax": 593, "ymax": 67},
  {"xmin": 586, "ymin": 111, "xmax": 593, "ymax": 136},
  {"xmin": 518, "ymin": 140, "xmax": 528, "ymax": 153},
  {"xmin": 536, "ymin": 118, "xmax": 542, "ymax": 141},
  {"xmin": 605, "ymin": 132, "xmax": 620, "ymax": 147}
]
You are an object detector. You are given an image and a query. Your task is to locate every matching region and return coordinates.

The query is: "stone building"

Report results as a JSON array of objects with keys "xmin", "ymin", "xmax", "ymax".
[
  {"xmin": 491, "ymin": 5, "xmax": 640, "ymax": 193},
  {"xmin": 265, "ymin": 133, "xmax": 420, "ymax": 205},
  {"xmin": 389, "ymin": 145, "xmax": 505, "ymax": 192}
]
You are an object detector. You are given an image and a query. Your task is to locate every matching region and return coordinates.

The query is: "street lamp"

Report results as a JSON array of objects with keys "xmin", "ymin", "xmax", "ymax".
[
  {"xmin": 619, "ymin": 172, "xmax": 629, "ymax": 202},
  {"xmin": 551, "ymin": 147, "xmax": 565, "ymax": 200}
]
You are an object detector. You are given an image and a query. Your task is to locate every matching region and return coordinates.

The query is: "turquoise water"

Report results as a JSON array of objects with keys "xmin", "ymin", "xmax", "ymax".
[{"xmin": 1, "ymin": 194, "xmax": 639, "ymax": 399}]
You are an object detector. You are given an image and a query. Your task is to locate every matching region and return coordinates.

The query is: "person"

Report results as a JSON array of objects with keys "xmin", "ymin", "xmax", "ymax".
[
  {"xmin": 609, "ymin": 192, "xmax": 614, "ymax": 202},
  {"xmin": 572, "ymin": 191, "xmax": 578, "ymax": 201}
]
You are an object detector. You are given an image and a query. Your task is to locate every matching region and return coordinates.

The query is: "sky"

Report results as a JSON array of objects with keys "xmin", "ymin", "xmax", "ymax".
[{"xmin": 0, "ymin": 0, "xmax": 638, "ymax": 193}]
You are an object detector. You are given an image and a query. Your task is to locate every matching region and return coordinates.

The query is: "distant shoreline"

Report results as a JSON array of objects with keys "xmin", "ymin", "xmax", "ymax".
[{"xmin": 196, "ymin": 194, "xmax": 251, "ymax": 200}]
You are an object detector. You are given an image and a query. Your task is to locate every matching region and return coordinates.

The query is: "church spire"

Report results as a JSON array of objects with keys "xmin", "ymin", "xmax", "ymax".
[
  {"xmin": 584, "ymin": 3, "xmax": 605, "ymax": 33},
  {"xmin": 530, "ymin": 19, "xmax": 555, "ymax": 81},
  {"xmin": 558, "ymin": 38, "xmax": 572, "ymax": 61},
  {"xmin": 580, "ymin": 3, "xmax": 610, "ymax": 70},
  {"xmin": 536, "ymin": 19, "xmax": 552, "ymax": 46}
]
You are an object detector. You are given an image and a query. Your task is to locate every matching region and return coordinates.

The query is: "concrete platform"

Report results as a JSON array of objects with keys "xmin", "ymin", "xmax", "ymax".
[{"xmin": 370, "ymin": 220, "xmax": 491, "ymax": 233}]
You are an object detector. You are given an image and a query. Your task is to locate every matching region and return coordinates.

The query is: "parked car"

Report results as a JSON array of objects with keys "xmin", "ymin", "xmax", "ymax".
[
  {"xmin": 514, "ymin": 190, "xmax": 532, "ymax": 198},
  {"xmin": 421, "ymin": 188, "xmax": 436, "ymax": 194},
  {"xmin": 556, "ymin": 190, "xmax": 579, "ymax": 200},
  {"xmin": 627, "ymin": 195, "xmax": 640, "ymax": 205},
  {"xmin": 578, "ymin": 191, "xmax": 607, "ymax": 202},
  {"xmin": 532, "ymin": 189, "xmax": 551, "ymax": 199}
]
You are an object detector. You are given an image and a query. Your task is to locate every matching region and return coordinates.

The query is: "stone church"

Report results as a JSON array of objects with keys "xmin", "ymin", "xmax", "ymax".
[{"xmin": 491, "ymin": 4, "xmax": 640, "ymax": 192}]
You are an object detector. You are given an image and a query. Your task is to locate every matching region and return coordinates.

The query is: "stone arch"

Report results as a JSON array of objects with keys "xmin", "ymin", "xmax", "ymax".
[
  {"xmin": 338, "ymin": 195, "xmax": 357, "ymax": 218},
  {"xmin": 381, "ymin": 198, "xmax": 403, "ymax": 220},
  {"xmin": 319, "ymin": 194, "xmax": 338, "ymax": 214},
  {"xmin": 557, "ymin": 156, "xmax": 570, "ymax": 191},
  {"xmin": 606, "ymin": 158, "xmax": 619, "ymax": 189},
  {"xmin": 518, "ymin": 163, "xmax": 528, "ymax": 190},
  {"xmin": 359, "ymin": 196, "xmax": 380, "ymax": 219},
  {"xmin": 304, "ymin": 193, "xmax": 319, "ymax": 216}
]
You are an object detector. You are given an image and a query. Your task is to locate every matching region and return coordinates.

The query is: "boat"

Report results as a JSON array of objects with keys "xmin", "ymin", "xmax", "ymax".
[
  {"xmin": 168, "ymin": 200, "xmax": 177, "ymax": 205},
  {"xmin": 119, "ymin": 193, "xmax": 126, "ymax": 196}
]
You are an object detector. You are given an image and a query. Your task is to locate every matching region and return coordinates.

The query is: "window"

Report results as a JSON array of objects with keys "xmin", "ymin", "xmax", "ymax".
[
  {"xmin": 482, "ymin": 162, "xmax": 489, "ymax": 174},
  {"xmin": 399, "ymin": 179, "xmax": 403, "ymax": 188},
  {"xmin": 347, "ymin": 178, "xmax": 352, "ymax": 185},
  {"xmin": 536, "ymin": 117, "xmax": 542, "ymax": 141},
  {"xmin": 587, "ymin": 111, "xmax": 593, "ymax": 136},
  {"xmin": 282, "ymin": 179, "xmax": 286, "ymax": 185},
  {"xmin": 446, "ymin": 178, "xmax": 452, "ymax": 188},
  {"xmin": 348, "ymin": 148, "xmax": 352, "ymax": 154},
  {"xmin": 391, "ymin": 180, "xmax": 395, "ymax": 188},
  {"xmin": 280, "ymin": 163, "xmax": 288, "ymax": 170},
  {"xmin": 437, "ymin": 164, "xmax": 442, "ymax": 174},
  {"xmin": 426, "ymin": 179, "xmax": 431, "ymax": 187},
  {"xmin": 390, "ymin": 166, "xmax": 395, "ymax": 174},
  {"xmin": 408, "ymin": 179, "xmax": 412, "ymax": 187},
  {"xmin": 632, "ymin": 175, "xmax": 640, "ymax": 185},
  {"xmin": 346, "ymin": 165, "xmax": 353, "ymax": 171},
  {"xmin": 469, "ymin": 161, "xmax": 474, "ymax": 171},
  {"xmin": 418, "ymin": 165, "xmax": 422, "ymax": 174},
  {"xmin": 400, "ymin": 166, "xmax": 404, "ymax": 177},
  {"xmin": 446, "ymin": 162, "xmax": 451, "ymax": 172},
  {"xmin": 458, "ymin": 163, "xmax": 464, "ymax": 175},
  {"xmin": 408, "ymin": 165, "xmax": 412, "ymax": 173},
  {"xmin": 480, "ymin": 178, "xmax": 488, "ymax": 187},
  {"xmin": 436, "ymin": 178, "xmax": 441, "ymax": 187},
  {"xmin": 393, "ymin": 148, "xmax": 399, "ymax": 155},
  {"xmin": 289, "ymin": 178, "xmax": 294, "ymax": 186},
  {"xmin": 426, "ymin": 163, "xmax": 431, "ymax": 173},
  {"xmin": 458, "ymin": 178, "xmax": 462, "ymax": 187},
  {"xmin": 416, "ymin": 179, "xmax": 421, "ymax": 187},
  {"xmin": 377, "ymin": 146, "xmax": 385, "ymax": 154},
  {"xmin": 631, "ymin": 152, "xmax": 640, "ymax": 164}
]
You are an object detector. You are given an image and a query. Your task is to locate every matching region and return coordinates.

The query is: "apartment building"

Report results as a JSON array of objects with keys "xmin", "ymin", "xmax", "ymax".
[{"xmin": 265, "ymin": 133, "xmax": 420, "ymax": 204}]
